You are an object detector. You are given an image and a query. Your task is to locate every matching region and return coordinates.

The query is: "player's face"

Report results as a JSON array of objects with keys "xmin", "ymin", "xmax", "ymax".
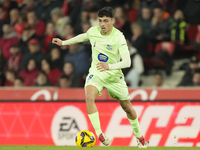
[{"xmin": 99, "ymin": 16, "xmax": 115, "ymax": 35}]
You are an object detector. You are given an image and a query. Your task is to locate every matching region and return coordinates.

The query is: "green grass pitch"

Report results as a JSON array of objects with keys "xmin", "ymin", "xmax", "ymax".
[{"xmin": 0, "ymin": 146, "xmax": 199, "ymax": 150}]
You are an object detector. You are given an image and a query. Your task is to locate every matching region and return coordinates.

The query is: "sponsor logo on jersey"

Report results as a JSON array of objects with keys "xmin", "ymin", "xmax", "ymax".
[
  {"xmin": 98, "ymin": 53, "xmax": 108, "ymax": 62},
  {"xmin": 51, "ymin": 106, "xmax": 88, "ymax": 146},
  {"xmin": 106, "ymin": 45, "xmax": 112, "ymax": 50}
]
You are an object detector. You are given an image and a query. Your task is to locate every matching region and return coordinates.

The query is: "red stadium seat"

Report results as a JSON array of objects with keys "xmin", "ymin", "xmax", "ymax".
[
  {"xmin": 187, "ymin": 25, "xmax": 198, "ymax": 42},
  {"xmin": 155, "ymin": 42, "xmax": 175, "ymax": 55}
]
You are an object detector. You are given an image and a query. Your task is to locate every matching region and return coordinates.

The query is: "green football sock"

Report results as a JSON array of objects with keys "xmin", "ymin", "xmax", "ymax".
[
  {"xmin": 128, "ymin": 117, "xmax": 142, "ymax": 138},
  {"xmin": 88, "ymin": 111, "xmax": 102, "ymax": 137}
]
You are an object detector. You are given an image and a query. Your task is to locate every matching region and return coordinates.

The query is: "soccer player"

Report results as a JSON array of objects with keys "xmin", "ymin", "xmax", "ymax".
[{"xmin": 52, "ymin": 6, "xmax": 148, "ymax": 148}]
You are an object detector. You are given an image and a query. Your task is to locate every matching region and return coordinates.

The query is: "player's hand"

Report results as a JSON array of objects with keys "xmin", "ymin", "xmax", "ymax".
[
  {"xmin": 52, "ymin": 38, "xmax": 62, "ymax": 46},
  {"xmin": 97, "ymin": 62, "xmax": 109, "ymax": 72}
]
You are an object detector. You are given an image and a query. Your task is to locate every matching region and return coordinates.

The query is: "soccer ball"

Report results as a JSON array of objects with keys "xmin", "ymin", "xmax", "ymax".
[{"xmin": 75, "ymin": 130, "xmax": 96, "ymax": 147}]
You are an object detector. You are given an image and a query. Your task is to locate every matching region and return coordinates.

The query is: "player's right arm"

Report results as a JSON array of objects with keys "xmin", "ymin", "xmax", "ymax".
[{"xmin": 52, "ymin": 33, "xmax": 89, "ymax": 46}]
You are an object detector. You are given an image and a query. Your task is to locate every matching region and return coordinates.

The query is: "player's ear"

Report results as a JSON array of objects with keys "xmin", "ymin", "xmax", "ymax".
[{"xmin": 112, "ymin": 18, "xmax": 115, "ymax": 25}]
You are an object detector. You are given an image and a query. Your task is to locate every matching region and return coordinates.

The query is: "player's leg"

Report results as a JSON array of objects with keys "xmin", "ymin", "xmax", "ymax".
[
  {"xmin": 85, "ymin": 85, "xmax": 102, "ymax": 135},
  {"xmin": 118, "ymin": 99, "xmax": 148, "ymax": 148},
  {"xmin": 85, "ymin": 85, "xmax": 98, "ymax": 114},
  {"xmin": 85, "ymin": 85, "xmax": 111, "ymax": 146},
  {"xmin": 105, "ymin": 78, "xmax": 148, "ymax": 148},
  {"xmin": 117, "ymin": 99, "xmax": 141, "ymax": 136}
]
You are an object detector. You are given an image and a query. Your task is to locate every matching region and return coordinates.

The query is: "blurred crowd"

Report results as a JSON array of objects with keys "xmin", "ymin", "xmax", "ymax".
[{"xmin": 0, "ymin": 0, "xmax": 200, "ymax": 88}]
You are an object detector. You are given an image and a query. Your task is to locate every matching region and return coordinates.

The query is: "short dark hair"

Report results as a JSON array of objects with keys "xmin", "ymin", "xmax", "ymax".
[
  {"xmin": 15, "ymin": 76, "xmax": 24, "ymax": 83},
  {"xmin": 154, "ymin": 5, "xmax": 163, "ymax": 11},
  {"xmin": 155, "ymin": 72, "xmax": 163, "ymax": 77},
  {"xmin": 26, "ymin": 58, "xmax": 37, "ymax": 71},
  {"xmin": 142, "ymin": 6, "xmax": 151, "ymax": 10},
  {"xmin": 27, "ymin": 9, "xmax": 38, "ymax": 18},
  {"xmin": 59, "ymin": 75, "xmax": 70, "ymax": 81},
  {"xmin": 6, "ymin": 69, "xmax": 16, "ymax": 76},
  {"xmin": 98, "ymin": 6, "xmax": 115, "ymax": 18},
  {"xmin": 41, "ymin": 58, "xmax": 54, "ymax": 70},
  {"xmin": 89, "ymin": 6, "xmax": 99, "ymax": 13},
  {"xmin": 64, "ymin": 61, "xmax": 75, "ymax": 68}
]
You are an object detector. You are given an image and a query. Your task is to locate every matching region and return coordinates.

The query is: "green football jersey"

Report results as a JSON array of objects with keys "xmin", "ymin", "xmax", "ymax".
[{"xmin": 85, "ymin": 26, "xmax": 129, "ymax": 83}]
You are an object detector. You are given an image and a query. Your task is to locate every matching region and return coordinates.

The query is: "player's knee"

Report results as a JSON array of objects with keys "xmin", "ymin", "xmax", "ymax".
[
  {"xmin": 85, "ymin": 93, "xmax": 95, "ymax": 104},
  {"xmin": 122, "ymin": 106, "xmax": 132, "ymax": 114},
  {"xmin": 119, "ymin": 101, "xmax": 132, "ymax": 114},
  {"xmin": 120, "ymin": 102, "xmax": 133, "ymax": 114}
]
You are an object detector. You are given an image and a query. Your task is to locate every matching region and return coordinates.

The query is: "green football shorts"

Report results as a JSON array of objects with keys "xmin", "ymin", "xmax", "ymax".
[{"xmin": 84, "ymin": 73, "xmax": 130, "ymax": 100}]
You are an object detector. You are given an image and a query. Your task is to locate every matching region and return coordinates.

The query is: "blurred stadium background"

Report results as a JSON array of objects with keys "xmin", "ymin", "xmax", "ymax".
[{"xmin": 0, "ymin": 0, "xmax": 200, "ymax": 148}]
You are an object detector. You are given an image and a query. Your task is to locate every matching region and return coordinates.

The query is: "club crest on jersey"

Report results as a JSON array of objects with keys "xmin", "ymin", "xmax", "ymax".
[
  {"xmin": 98, "ymin": 53, "xmax": 108, "ymax": 62},
  {"xmin": 87, "ymin": 74, "xmax": 93, "ymax": 83},
  {"xmin": 121, "ymin": 43, "xmax": 126, "ymax": 46},
  {"xmin": 106, "ymin": 45, "xmax": 112, "ymax": 50}
]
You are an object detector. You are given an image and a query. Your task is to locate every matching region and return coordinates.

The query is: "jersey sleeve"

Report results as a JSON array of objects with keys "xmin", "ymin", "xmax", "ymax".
[
  {"xmin": 85, "ymin": 27, "xmax": 92, "ymax": 39},
  {"xmin": 118, "ymin": 34, "xmax": 129, "ymax": 55},
  {"xmin": 108, "ymin": 53, "xmax": 131, "ymax": 70},
  {"xmin": 62, "ymin": 33, "xmax": 89, "ymax": 45},
  {"xmin": 62, "ymin": 27, "xmax": 95, "ymax": 46}
]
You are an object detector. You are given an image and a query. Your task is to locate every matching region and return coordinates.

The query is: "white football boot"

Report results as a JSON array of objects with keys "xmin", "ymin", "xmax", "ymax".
[
  {"xmin": 136, "ymin": 136, "xmax": 149, "ymax": 148},
  {"xmin": 98, "ymin": 133, "xmax": 112, "ymax": 146}
]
